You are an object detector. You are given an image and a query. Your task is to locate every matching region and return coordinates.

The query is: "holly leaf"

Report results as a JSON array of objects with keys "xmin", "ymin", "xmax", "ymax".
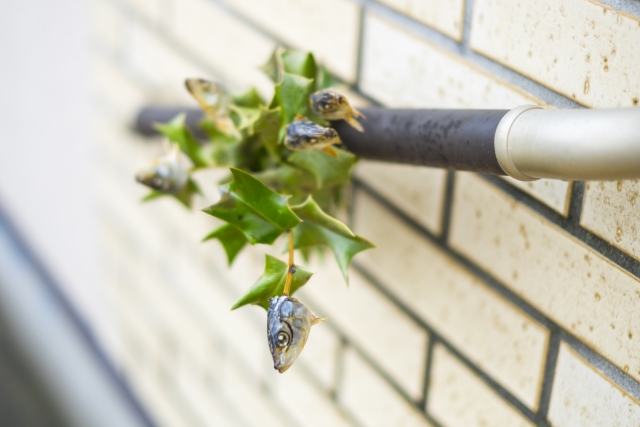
[
  {"xmin": 141, "ymin": 178, "xmax": 201, "ymax": 209},
  {"xmin": 173, "ymin": 178, "xmax": 202, "ymax": 208},
  {"xmin": 316, "ymin": 65, "xmax": 337, "ymax": 90},
  {"xmin": 230, "ymin": 106, "xmax": 261, "ymax": 132},
  {"xmin": 202, "ymin": 168, "xmax": 300, "ymax": 244},
  {"xmin": 252, "ymin": 165, "xmax": 317, "ymax": 205},
  {"xmin": 202, "ymin": 224, "xmax": 249, "ymax": 265},
  {"xmin": 275, "ymin": 73, "xmax": 314, "ymax": 134},
  {"xmin": 281, "ymin": 50, "xmax": 317, "ymax": 80},
  {"xmin": 234, "ymin": 87, "xmax": 264, "ymax": 108},
  {"xmin": 254, "ymin": 107, "xmax": 282, "ymax": 157},
  {"xmin": 292, "ymin": 197, "xmax": 374, "ymax": 282},
  {"xmin": 288, "ymin": 147, "xmax": 356, "ymax": 188},
  {"xmin": 155, "ymin": 114, "xmax": 209, "ymax": 168},
  {"xmin": 231, "ymin": 253, "xmax": 313, "ymax": 310},
  {"xmin": 261, "ymin": 48, "xmax": 283, "ymax": 82},
  {"xmin": 141, "ymin": 190, "xmax": 164, "ymax": 203}
]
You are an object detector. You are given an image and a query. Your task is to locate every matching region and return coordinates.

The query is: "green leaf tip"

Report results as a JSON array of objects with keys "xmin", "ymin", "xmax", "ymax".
[
  {"xmin": 202, "ymin": 224, "xmax": 249, "ymax": 266},
  {"xmin": 155, "ymin": 113, "xmax": 210, "ymax": 168},
  {"xmin": 288, "ymin": 147, "xmax": 356, "ymax": 188},
  {"xmin": 202, "ymin": 168, "xmax": 301, "ymax": 245},
  {"xmin": 291, "ymin": 196, "xmax": 374, "ymax": 283},
  {"xmin": 231, "ymin": 253, "xmax": 313, "ymax": 310}
]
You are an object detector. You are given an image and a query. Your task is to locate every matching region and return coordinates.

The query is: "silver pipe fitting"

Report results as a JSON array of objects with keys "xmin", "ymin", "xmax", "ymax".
[{"xmin": 495, "ymin": 106, "xmax": 640, "ymax": 181}]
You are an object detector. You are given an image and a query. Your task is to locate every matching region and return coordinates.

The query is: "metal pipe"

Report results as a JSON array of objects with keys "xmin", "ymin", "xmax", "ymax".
[
  {"xmin": 495, "ymin": 106, "xmax": 640, "ymax": 181},
  {"xmin": 133, "ymin": 105, "xmax": 640, "ymax": 181}
]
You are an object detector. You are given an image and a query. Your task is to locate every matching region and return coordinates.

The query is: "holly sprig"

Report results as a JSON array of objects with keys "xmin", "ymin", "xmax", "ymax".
[{"xmin": 141, "ymin": 49, "xmax": 374, "ymax": 310}]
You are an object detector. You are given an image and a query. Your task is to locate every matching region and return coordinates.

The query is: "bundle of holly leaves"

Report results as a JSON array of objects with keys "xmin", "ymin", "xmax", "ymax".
[{"xmin": 136, "ymin": 49, "xmax": 374, "ymax": 311}]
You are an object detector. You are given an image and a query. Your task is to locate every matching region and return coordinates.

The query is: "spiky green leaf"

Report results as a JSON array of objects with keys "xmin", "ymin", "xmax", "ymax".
[
  {"xmin": 202, "ymin": 224, "xmax": 249, "ymax": 265},
  {"xmin": 281, "ymin": 50, "xmax": 317, "ymax": 80},
  {"xmin": 155, "ymin": 114, "xmax": 209, "ymax": 168},
  {"xmin": 292, "ymin": 197, "xmax": 374, "ymax": 282},
  {"xmin": 288, "ymin": 147, "xmax": 356, "ymax": 188},
  {"xmin": 233, "ymin": 87, "xmax": 264, "ymax": 108},
  {"xmin": 231, "ymin": 254, "xmax": 313, "ymax": 310},
  {"xmin": 202, "ymin": 168, "xmax": 300, "ymax": 244}
]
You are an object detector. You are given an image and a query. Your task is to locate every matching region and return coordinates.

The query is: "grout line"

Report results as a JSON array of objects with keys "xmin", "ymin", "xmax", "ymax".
[
  {"xmin": 420, "ymin": 335, "xmax": 436, "ymax": 411},
  {"xmin": 351, "ymin": 261, "xmax": 540, "ymax": 424},
  {"xmin": 535, "ymin": 328, "xmax": 562, "ymax": 423},
  {"xmin": 438, "ymin": 171, "xmax": 456, "ymax": 243},
  {"xmin": 354, "ymin": 3, "xmax": 367, "ymax": 89},
  {"xmin": 362, "ymin": 0, "xmax": 581, "ymax": 109},
  {"xmin": 355, "ymin": 177, "xmax": 557, "ymax": 328},
  {"xmin": 303, "ymin": 291, "xmax": 444, "ymax": 427},
  {"xmin": 567, "ymin": 181, "xmax": 585, "ymax": 224},
  {"xmin": 561, "ymin": 332, "xmax": 640, "ymax": 401},
  {"xmin": 596, "ymin": 0, "xmax": 640, "ymax": 17},
  {"xmin": 481, "ymin": 175, "xmax": 640, "ymax": 280},
  {"xmin": 461, "ymin": 0, "xmax": 475, "ymax": 53},
  {"xmin": 209, "ymin": 0, "xmax": 383, "ymax": 107},
  {"xmin": 353, "ymin": 179, "xmax": 640, "ymax": 405}
]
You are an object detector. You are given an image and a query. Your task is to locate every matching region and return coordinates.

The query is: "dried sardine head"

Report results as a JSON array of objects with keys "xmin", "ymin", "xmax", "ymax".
[
  {"xmin": 184, "ymin": 78, "xmax": 230, "ymax": 113},
  {"xmin": 184, "ymin": 78, "xmax": 238, "ymax": 136},
  {"xmin": 309, "ymin": 88, "xmax": 365, "ymax": 132},
  {"xmin": 267, "ymin": 296, "xmax": 326, "ymax": 373},
  {"xmin": 135, "ymin": 145, "xmax": 188, "ymax": 194},
  {"xmin": 284, "ymin": 116, "xmax": 341, "ymax": 152}
]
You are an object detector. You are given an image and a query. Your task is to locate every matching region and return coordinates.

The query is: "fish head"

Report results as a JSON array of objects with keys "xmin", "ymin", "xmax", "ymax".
[
  {"xmin": 267, "ymin": 296, "xmax": 316, "ymax": 373},
  {"xmin": 184, "ymin": 78, "xmax": 230, "ymax": 111},
  {"xmin": 135, "ymin": 148, "xmax": 188, "ymax": 194},
  {"xmin": 284, "ymin": 117, "xmax": 341, "ymax": 151},
  {"xmin": 310, "ymin": 89, "xmax": 349, "ymax": 118}
]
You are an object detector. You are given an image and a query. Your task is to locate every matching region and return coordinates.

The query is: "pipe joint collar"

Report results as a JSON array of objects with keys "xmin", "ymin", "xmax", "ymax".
[{"xmin": 494, "ymin": 105, "xmax": 542, "ymax": 181}]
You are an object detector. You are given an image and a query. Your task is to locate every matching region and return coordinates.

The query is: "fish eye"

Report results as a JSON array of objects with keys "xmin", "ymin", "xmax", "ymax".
[{"xmin": 277, "ymin": 332, "xmax": 290, "ymax": 347}]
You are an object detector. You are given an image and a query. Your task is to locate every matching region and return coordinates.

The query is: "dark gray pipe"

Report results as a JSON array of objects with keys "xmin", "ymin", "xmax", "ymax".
[
  {"xmin": 134, "ymin": 106, "xmax": 508, "ymax": 175},
  {"xmin": 334, "ymin": 108, "xmax": 508, "ymax": 175}
]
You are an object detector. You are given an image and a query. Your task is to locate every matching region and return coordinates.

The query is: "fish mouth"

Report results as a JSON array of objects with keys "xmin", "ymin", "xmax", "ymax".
[{"xmin": 275, "ymin": 362, "xmax": 292, "ymax": 373}]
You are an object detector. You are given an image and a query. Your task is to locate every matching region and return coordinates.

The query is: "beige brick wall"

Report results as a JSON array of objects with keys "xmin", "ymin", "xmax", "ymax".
[{"xmin": 91, "ymin": 0, "xmax": 640, "ymax": 426}]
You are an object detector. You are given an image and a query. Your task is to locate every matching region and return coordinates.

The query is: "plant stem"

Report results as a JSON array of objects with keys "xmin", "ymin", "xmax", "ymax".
[{"xmin": 283, "ymin": 230, "xmax": 294, "ymax": 296}]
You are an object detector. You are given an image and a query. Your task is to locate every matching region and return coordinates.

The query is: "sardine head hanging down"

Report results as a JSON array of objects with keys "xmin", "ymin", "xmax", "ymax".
[
  {"xmin": 135, "ymin": 145, "xmax": 188, "ymax": 194},
  {"xmin": 267, "ymin": 296, "xmax": 326, "ymax": 373}
]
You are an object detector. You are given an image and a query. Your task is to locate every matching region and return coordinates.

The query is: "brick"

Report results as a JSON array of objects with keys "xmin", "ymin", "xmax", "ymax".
[
  {"xmin": 502, "ymin": 177, "xmax": 572, "ymax": 216},
  {"xmin": 353, "ymin": 190, "xmax": 549, "ymax": 409},
  {"xmin": 581, "ymin": 180, "xmax": 640, "ymax": 262},
  {"xmin": 470, "ymin": 0, "xmax": 640, "ymax": 108},
  {"xmin": 549, "ymin": 343, "xmax": 640, "ymax": 427},
  {"xmin": 228, "ymin": 0, "xmax": 361, "ymax": 82},
  {"xmin": 173, "ymin": 0, "xmax": 275, "ymax": 94},
  {"xmin": 340, "ymin": 348, "xmax": 434, "ymax": 427},
  {"xmin": 449, "ymin": 173, "xmax": 640, "ymax": 381},
  {"xmin": 428, "ymin": 344, "xmax": 535, "ymax": 427},
  {"xmin": 360, "ymin": 13, "xmax": 543, "ymax": 108},
  {"xmin": 356, "ymin": 161, "xmax": 447, "ymax": 234},
  {"xmin": 271, "ymin": 369, "xmax": 353, "ymax": 427},
  {"xmin": 376, "ymin": 0, "xmax": 465, "ymax": 40},
  {"xmin": 299, "ymin": 263, "xmax": 429, "ymax": 400}
]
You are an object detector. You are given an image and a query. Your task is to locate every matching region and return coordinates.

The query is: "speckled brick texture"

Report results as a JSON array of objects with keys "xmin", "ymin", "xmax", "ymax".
[{"xmin": 91, "ymin": 0, "xmax": 640, "ymax": 426}]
